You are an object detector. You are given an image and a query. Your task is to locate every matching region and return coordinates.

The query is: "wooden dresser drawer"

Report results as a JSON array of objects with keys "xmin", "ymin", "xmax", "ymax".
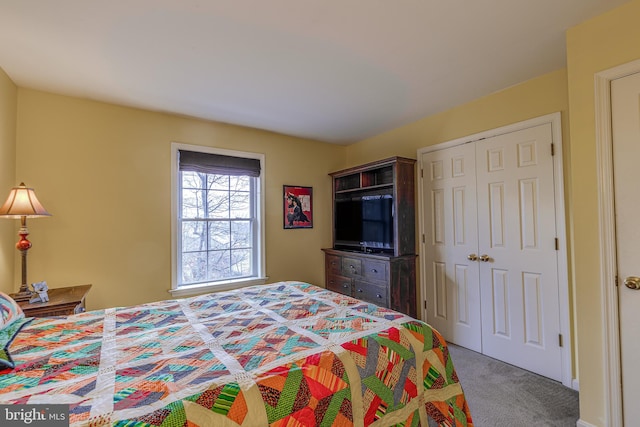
[
  {"xmin": 362, "ymin": 259, "xmax": 387, "ymax": 282},
  {"xmin": 326, "ymin": 273, "xmax": 353, "ymax": 296},
  {"xmin": 341, "ymin": 257, "xmax": 362, "ymax": 277},
  {"xmin": 326, "ymin": 254, "xmax": 342, "ymax": 275},
  {"xmin": 353, "ymin": 281, "xmax": 388, "ymax": 306},
  {"xmin": 29, "ymin": 303, "xmax": 80, "ymax": 317}
]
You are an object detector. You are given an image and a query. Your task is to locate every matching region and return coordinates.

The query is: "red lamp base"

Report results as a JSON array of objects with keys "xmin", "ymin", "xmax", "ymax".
[{"xmin": 11, "ymin": 225, "xmax": 34, "ymax": 302}]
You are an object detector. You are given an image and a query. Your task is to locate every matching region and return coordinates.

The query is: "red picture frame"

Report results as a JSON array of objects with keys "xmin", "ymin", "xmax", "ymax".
[{"xmin": 283, "ymin": 185, "xmax": 313, "ymax": 229}]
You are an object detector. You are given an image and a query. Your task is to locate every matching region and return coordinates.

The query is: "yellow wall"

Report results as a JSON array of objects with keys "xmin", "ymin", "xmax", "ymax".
[
  {"xmin": 566, "ymin": 0, "xmax": 640, "ymax": 424},
  {"xmin": 0, "ymin": 68, "xmax": 17, "ymax": 294},
  {"xmin": 346, "ymin": 69, "xmax": 570, "ymax": 168},
  {"xmin": 14, "ymin": 89, "xmax": 345, "ymax": 310}
]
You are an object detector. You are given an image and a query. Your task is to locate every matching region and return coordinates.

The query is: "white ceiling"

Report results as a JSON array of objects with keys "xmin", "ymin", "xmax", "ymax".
[{"xmin": 0, "ymin": 1, "xmax": 629, "ymax": 144}]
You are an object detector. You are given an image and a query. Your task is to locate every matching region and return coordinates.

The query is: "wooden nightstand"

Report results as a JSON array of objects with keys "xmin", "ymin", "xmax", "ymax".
[{"xmin": 18, "ymin": 284, "xmax": 92, "ymax": 318}]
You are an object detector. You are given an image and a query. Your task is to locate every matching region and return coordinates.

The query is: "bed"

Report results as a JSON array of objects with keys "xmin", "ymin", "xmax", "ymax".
[{"xmin": 0, "ymin": 281, "xmax": 472, "ymax": 426}]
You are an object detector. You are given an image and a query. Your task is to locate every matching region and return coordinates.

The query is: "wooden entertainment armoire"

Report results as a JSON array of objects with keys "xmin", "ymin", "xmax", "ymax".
[{"xmin": 322, "ymin": 156, "xmax": 417, "ymax": 317}]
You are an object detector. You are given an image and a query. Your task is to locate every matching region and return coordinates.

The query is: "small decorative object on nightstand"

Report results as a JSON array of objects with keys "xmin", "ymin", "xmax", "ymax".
[
  {"xmin": 18, "ymin": 284, "xmax": 92, "ymax": 318},
  {"xmin": 29, "ymin": 281, "xmax": 49, "ymax": 303}
]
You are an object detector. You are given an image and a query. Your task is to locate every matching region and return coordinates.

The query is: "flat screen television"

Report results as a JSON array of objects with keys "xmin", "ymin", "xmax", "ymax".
[{"xmin": 334, "ymin": 194, "xmax": 394, "ymax": 253}]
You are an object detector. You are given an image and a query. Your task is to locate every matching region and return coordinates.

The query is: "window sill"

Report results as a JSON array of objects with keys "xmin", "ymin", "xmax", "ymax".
[{"xmin": 169, "ymin": 277, "xmax": 269, "ymax": 298}]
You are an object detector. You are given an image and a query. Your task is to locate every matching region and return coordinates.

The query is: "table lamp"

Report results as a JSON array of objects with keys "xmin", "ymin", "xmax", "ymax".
[{"xmin": 0, "ymin": 183, "xmax": 51, "ymax": 301}]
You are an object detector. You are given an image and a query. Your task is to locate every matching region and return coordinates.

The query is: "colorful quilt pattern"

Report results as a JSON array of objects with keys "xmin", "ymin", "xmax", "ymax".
[{"xmin": 0, "ymin": 281, "xmax": 472, "ymax": 426}]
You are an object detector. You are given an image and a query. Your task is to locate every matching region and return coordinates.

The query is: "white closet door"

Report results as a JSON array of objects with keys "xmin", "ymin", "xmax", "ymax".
[
  {"xmin": 475, "ymin": 123, "xmax": 562, "ymax": 381},
  {"xmin": 422, "ymin": 143, "xmax": 482, "ymax": 352}
]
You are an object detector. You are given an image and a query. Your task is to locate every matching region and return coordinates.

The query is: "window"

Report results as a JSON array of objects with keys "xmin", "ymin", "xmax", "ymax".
[{"xmin": 171, "ymin": 144, "xmax": 265, "ymax": 296}]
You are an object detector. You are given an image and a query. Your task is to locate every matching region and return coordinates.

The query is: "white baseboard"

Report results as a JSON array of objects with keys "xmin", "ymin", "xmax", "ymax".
[
  {"xmin": 576, "ymin": 420, "xmax": 597, "ymax": 427},
  {"xmin": 572, "ymin": 377, "xmax": 579, "ymax": 391}
]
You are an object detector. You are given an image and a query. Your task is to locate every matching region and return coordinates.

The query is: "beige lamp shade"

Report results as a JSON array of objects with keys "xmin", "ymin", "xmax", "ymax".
[{"xmin": 0, "ymin": 183, "xmax": 51, "ymax": 218}]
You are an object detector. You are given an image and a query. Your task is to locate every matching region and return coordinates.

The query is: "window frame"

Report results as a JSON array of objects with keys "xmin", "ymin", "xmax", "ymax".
[{"xmin": 170, "ymin": 142, "xmax": 266, "ymax": 296}]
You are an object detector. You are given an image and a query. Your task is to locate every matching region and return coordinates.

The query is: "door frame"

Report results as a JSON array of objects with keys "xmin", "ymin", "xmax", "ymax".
[
  {"xmin": 417, "ymin": 112, "xmax": 573, "ymax": 388},
  {"xmin": 594, "ymin": 58, "xmax": 640, "ymax": 427}
]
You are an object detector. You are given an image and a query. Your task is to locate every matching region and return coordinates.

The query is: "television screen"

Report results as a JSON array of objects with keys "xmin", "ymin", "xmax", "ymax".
[
  {"xmin": 335, "ymin": 195, "xmax": 393, "ymax": 251},
  {"xmin": 335, "ymin": 199, "xmax": 361, "ymax": 242},
  {"xmin": 361, "ymin": 195, "xmax": 394, "ymax": 245}
]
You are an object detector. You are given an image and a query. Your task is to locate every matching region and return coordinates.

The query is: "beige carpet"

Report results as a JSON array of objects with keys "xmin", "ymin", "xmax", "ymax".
[{"xmin": 447, "ymin": 344, "xmax": 579, "ymax": 427}]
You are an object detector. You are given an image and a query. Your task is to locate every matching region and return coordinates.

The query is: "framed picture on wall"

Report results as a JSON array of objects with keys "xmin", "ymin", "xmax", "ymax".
[{"xmin": 283, "ymin": 185, "xmax": 313, "ymax": 229}]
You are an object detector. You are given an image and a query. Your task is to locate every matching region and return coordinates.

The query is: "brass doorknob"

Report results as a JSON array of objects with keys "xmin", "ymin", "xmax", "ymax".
[
  {"xmin": 624, "ymin": 276, "xmax": 640, "ymax": 290},
  {"xmin": 479, "ymin": 254, "xmax": 491, "ymax": 262},
  {"xmin": 467, "ymin": 254, "xmax": 478, "ymax": 261}
]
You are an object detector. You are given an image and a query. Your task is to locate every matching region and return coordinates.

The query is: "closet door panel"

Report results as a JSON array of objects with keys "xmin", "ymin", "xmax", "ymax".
[
  {"xmin": 422, "ymin": 144, "xmax": 481, "ymax": 352},
  {"xmin": 475, "ymin": 123, "xmax": 562, "ymax": 381}
]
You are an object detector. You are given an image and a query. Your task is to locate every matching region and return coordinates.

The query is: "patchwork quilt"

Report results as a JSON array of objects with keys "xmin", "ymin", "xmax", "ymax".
[{"xmin": 0, "ymin": 281, "xmax": 472, "ymax": 426}]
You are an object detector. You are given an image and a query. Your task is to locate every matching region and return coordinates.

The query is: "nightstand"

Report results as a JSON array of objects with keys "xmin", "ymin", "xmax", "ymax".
[{"xmin": 18, "ymin": 284, "xmax": 92, "ymax": 318}]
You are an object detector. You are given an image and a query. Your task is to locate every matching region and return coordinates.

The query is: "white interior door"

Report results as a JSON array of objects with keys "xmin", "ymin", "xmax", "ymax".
[
  {"xmin": 422, "ymin": 143, "xmax": 481, "ymax": 352},
  {"xmin": 611, "ymin": 71, "xmax": 640, "ymax": 425},
  {"xmin": 475, "ymin": 124, "xmax": 562, "ymax": 381}
]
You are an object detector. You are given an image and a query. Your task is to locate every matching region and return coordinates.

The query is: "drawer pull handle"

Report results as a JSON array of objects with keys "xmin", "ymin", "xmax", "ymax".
[
  {"xmin": 376, "ymin": 294, "xmax": 382, "ymax": 299},
  {"xmin": 350, "ymin": 265, "xmax": 355, "ymax": 269},
  {"xmin": 357, "ymin": 288, "xmax": 363, "ymax": 293},
  {"xmin": 371, "ymin": 269, "xmax": 378, "ymax": 273},
  {"xmin": 342, "ymin": 284, "xmax": 349, "ymax": 289}
]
